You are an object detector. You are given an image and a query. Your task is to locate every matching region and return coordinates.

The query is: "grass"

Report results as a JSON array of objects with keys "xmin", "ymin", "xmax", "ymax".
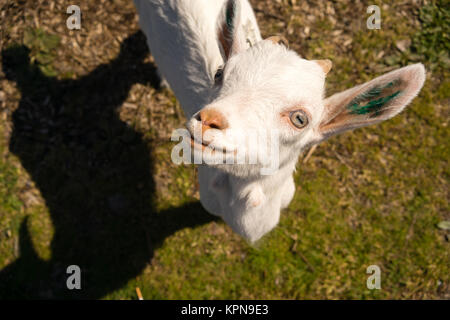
[{"xmin": 0, "ymin": 0, "xmax": 448, "ymax": 299}]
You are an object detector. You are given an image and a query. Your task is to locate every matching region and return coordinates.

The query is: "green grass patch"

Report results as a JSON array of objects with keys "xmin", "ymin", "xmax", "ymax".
[{"xmin": 0, "ymin": 1, "xmax": 448, "ymax": 299}]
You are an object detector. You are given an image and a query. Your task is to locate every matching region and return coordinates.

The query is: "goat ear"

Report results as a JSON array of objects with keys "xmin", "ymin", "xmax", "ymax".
[
  {"xmin": 317, "ymin": 64, "xmax": 426, "ymax": 141},
  {"xmin": 217, "ymin": 0, "xmax": 247, "ymax": 60}
]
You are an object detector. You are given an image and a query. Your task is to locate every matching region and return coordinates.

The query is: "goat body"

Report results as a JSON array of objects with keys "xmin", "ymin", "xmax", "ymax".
[{"xmin": 134, "ymin": 0, "xmax": 426, "ymax": 242}]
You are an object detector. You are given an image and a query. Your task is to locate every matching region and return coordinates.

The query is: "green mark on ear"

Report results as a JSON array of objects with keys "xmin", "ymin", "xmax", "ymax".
[
  {"xmin": 348, "ymin": 91, "xmax": 401, "ymax": 116},
  {"xmin": 226, "ymin": 1, "xmax": 236, "ymax": 31},
  {"xmin": 347, "ymin": 81, "xmax": 402, "ymax": 116}
]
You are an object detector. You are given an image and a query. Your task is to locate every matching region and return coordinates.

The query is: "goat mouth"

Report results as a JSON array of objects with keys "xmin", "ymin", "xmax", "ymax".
[
  {"xmin": 189, "ymin": 136, "xmax": 235, "ymax": 155},
  {"xmin": 190, "ymin": 136, "xmax": 208, "ymax": 150}
]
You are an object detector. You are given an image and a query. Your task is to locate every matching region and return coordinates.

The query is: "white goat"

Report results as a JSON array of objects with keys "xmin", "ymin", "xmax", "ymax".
[{"xmin": 134, "ymin": 0, "xmax": 426, "ymax": 242}]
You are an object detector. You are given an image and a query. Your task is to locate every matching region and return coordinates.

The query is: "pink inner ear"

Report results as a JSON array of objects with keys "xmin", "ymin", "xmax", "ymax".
[
  {"xmin": 319, "ymin": 63, "xmax": 426, "ymax": 138},
  {"xmin": 218, "ymin": 27, "xmax": 232, "ymax": 59},
  {"xmin": 320, "ymin": 80, "xmax": 404, "ymax": 133}
]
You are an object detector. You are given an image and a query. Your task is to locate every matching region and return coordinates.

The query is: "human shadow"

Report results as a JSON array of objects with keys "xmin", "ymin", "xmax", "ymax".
[{"xmin": 0, "ymin": 31, "xmax": 216, "ymax": 299}]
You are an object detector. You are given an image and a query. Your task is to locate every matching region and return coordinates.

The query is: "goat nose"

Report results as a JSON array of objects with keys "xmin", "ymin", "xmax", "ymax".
[{"xmin": 198, "ymin": 109, "xmax": 228, "ymax": 131}]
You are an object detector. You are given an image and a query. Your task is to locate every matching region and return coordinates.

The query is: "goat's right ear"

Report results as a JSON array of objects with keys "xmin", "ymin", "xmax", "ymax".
[{"xmin": 217, "ymin": 0, "xmax": 247, "ymax": 60}]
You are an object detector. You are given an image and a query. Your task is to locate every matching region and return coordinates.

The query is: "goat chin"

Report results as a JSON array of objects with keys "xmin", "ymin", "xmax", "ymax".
[{"xmin": 197, "ymin": 156, "xmax": 297, "ymax": 242}]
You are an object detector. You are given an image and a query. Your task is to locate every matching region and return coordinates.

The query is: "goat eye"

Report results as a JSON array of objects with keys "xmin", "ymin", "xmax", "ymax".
[
  {"xmin": 214, "ymin": 67, "xmax": 224, "ymax": 83},
  {"xmin": 289, "ymin": 110, "xmax": 309, "ymax": 129}
]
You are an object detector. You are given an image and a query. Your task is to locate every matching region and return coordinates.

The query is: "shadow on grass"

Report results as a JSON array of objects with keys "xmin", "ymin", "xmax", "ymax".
[{"xmin": 0, "ymin": 31, "xmax": 216, "ymax": 299}]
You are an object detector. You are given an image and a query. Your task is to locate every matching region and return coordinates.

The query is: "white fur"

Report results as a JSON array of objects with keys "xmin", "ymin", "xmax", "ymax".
[{"xmin": 134, "ymin": 0, "xmax": 426, "ymax": 242}]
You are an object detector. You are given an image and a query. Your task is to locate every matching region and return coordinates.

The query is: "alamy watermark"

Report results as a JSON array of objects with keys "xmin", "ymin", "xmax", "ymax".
[
  {"xmin": 367, "ymin": 5, "xmax": 381, "ymax": 29},
  {"xmin": 66, "ymin": 5, "xmax": 81, "ymax": 30},
  {"xmin": 66, "ymin": 265, "xmax": 81, "ymax": 290},
  {"xmin": 366, "ymin": 265, "xmax": 381, "ymax": 290}
]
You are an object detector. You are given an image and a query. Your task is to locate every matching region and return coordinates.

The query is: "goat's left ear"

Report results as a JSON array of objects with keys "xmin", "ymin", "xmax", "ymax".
[
  {"xmin": 316, "ymin": 63, "xmax": 426, "ymax": 142},
  {"xmin": 217, "ymin": 0, "xmax": 247, "ymax": 60}
]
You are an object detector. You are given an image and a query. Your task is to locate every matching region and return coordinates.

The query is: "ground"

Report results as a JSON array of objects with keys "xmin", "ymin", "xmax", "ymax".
[{"xmin": 0, "ymin": 0, "xmax": 448, "ymax": 299}]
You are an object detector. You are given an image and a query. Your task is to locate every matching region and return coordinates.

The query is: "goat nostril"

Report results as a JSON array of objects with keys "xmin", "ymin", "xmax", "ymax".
[
  {"xmin": 194, "ymin": 112, "xmax": 202, "ymax": 121},
  {"xmin": 198, "ymin": 109, "xmax": 228, "ymax": 130}
]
